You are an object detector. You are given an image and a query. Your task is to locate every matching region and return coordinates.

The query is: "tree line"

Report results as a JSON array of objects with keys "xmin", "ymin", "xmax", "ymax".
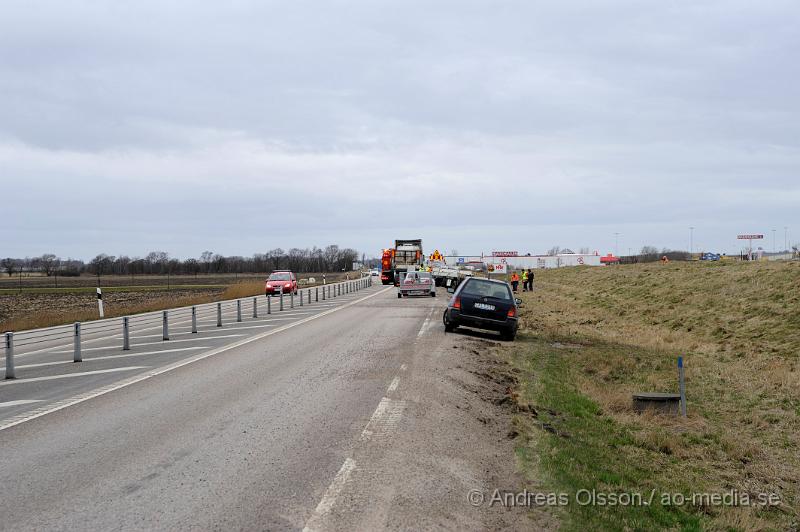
[{"xmin": 1, "ymin": 245, "xmax": 364, "ymax": 277}]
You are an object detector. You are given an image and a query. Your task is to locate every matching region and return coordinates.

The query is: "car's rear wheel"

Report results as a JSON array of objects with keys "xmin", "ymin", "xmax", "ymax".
[
  {"xmin": 501, "ymin": 328, "xmax": 517, "ymax": 341},
  {"xmin": 443, "ymin": 311, "xmax": 456, "ymax": 332}
]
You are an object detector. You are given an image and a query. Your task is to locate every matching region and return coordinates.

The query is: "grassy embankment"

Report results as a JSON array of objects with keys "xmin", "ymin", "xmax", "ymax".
[
  {"xmin": 506, "ymin": 261, "xmax": 799, "ymax": 530},
  {"xmin": 0, "ymin": 274, "xmax": 351, "ymax": 332}
]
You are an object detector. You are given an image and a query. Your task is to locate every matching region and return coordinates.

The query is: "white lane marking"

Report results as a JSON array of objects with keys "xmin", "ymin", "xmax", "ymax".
[
  {"xmin": 417, "ymin": 317, "xmax": 431, "ymax": 338},
  {"xmin": 360, "ymin": 397, "xmax": 406, "ymax": 442},
  {"xmin": 387, "ymin": 377, "xmax": 400, "ymax": 393},
  {"xmin": 1, "ymin": 346, "xmax": 211, "ymax": 371},
  {"xmin": 0, "ymin": 399, "xmax": 43, "ymax": 408},
  {"xmin": 302, "ymin": 458, "xmax": 357, "ymax": 532},
  {"xmin": 416, "ymin": 307, "xmax": 435, "ymax": 338},
  {"xmin": 0, "ymin": 286, "xmax": 391, "ymax": 432},
  {"xmin": 0, "ymin": 366, "xmax": 148, "ymax": 387},
  {"xmin": 50, "ymin": 334, "xmax": 244, "ymax": 353},
  {"xmin": 400, "ymin": 364, "xmax": 407, "ymax": 372},
  {"xmin": 13, "ymin": 293, "xmax": 360, "ymax": 357}
]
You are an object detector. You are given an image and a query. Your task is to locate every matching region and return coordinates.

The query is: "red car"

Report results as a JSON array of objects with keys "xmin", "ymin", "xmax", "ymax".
[{"xmin": 265, "ymin": 271, "xmax": 298, "ymax": 296}]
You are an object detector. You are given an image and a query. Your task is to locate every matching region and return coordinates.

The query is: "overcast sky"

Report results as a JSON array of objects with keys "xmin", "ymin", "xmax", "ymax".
[{"xmin": 1, "ymin": 0, "xmax": 798, "ymax": 260}]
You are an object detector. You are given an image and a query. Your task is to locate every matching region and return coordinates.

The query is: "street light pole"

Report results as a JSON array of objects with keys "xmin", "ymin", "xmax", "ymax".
[
  {"xmin": 689, "ymin": 226, "xmax": 694, "ymax": 256},
  {"xmin": 614, "ymin": 232, "xmax": 619, "ymax": 257},
  {"xmin": 773, "ymin": 229, "xmax": 776, "ymax": 253},
  {"xmin": 785, "ymin": 226, "xmax": 789, "ymax": 252}
]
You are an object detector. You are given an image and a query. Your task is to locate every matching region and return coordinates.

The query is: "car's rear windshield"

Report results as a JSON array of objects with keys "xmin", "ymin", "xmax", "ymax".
[
  {"xmin": 268, "ymin": 272, "xmax": 292, "ymax": 281},
  {"xmin": 461, "ymin": 279, "xmax": 511, "ymax": 300}
]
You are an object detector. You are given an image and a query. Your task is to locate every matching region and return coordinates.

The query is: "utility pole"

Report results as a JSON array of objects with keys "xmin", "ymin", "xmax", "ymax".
[
  {"xmin": 689, "ymin": 226, "xmax": 694, "ymax": 256},
  {"xmin": 614, "ymin": 232, "xmax": 620, "ymax": 257},
  {"xmin": 773, "ymin": 229, "xmax": 776, "ymax": 253},
  {"xmin": 785, "ymin": 226, "xmax": 789, "ymax": 252}
]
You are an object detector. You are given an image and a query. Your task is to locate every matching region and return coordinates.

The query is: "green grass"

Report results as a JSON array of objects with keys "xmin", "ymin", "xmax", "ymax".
[
  {"xmin": 505, "ymin": 260, "xmax": 799, "ymax": 531},
  {"xmin": 509, "ymin": 336, "xmax": 705, "ymax": 531}
]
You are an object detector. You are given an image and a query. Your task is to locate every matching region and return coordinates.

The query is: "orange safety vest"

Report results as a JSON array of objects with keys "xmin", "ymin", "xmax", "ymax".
[{"xmin": 511, "ymin": 273, "xmax": 520, "ymax": 282}]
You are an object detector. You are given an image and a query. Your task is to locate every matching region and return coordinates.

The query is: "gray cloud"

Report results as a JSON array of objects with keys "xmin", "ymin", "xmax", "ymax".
[{"xmin": 1, "ymin": 0, "xmax": 798, "ymax": 259}]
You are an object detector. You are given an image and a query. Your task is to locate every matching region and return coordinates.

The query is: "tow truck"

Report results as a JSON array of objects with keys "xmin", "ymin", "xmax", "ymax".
[{"xmin": 381, "ymin": 239, "xmax": 424, "ymax": 285}]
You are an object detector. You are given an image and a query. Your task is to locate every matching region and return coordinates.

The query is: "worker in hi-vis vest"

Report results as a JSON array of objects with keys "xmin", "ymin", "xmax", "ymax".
[
  {"xmin": 521, "ymin": 269, "xmax": 528, "ymax": 292},
  {"xmin": 510, "ymin": 271, "xmax": 520, "ymax": 293}
]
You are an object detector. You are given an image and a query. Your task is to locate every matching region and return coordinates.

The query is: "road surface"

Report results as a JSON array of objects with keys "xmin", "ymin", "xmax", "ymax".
[{"xmin": 0, "ymin": 279, "xmax": 532, "ymax": 531}]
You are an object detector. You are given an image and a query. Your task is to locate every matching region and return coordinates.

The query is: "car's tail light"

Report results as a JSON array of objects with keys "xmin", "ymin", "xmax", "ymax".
[
  {"xmin": 507, "ymin": 307, "xmax": 517, "ymax": 318},
  {"xmin": 453, "ymin": 297, "xmax": 461, "ymax": 309}
]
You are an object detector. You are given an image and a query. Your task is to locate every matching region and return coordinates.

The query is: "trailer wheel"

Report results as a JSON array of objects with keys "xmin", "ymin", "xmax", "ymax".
[{"xmin": 397, "ymin": 293, "xmax": 402, "ymax": 299}]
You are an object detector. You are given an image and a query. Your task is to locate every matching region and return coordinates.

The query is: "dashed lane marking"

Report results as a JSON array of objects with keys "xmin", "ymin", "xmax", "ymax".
[{"xmin": 301, "ymin": 458, "xmax": 357, "ymax": 532}]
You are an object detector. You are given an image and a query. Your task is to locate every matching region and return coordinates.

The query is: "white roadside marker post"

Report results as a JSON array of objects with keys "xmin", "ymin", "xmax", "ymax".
[
  {"xmin": 237, "ymin": 299, "xmax": 242, "ymax": 322},
  {"xmin": 267, "ymin": 293, "xmax": 271, "ymax": 314},
  {"xmin": 253, "ymin": 297, "xmax": 258, "ymax": 318},
  {"xmin": 97, "ymin": 287, "xmax": 104, "ymax": 318},
  {"xmin": 192, "ymin": 306, "xmax": 198, "ymax": 333},
  {"xmin": 280, "ymin": 287, "xmax": 284, "ymax": 311},
  {"xmin": 217, "ymin": 303, "xmax": 223, "ymax": 327}
]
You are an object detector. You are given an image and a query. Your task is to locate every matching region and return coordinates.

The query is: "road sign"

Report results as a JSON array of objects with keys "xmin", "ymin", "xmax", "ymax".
[
  {"xmin": 457, "ymin": 257, "xmax": 465, "ymax": 263},
  {"xmin": 493, "ymin": 263, "xmax": 507, "ymax": 274},
  {"xmin": 737, "ymin": 234, "xmax": 764, "ymax": 240},
  {"xmin": 491, "ymin": 251, "xmax": 518, "ymax": 257}
]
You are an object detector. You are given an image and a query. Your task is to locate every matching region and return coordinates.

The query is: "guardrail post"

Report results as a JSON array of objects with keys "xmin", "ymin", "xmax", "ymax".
[
  {"xmin": 4, "ymin": 332, "xmax": 15, "ymax": 379},
  {"xmin": 123, "ymin": 317, "xmax": 130, "ymax": 350},
  {"xmin": 299, "ymin": 289, "xmax": 303, "ymax": 306},
  {"xmin": 267, "ymin": 293, "xmax": 271, "ymax": 314},
  {"xmin": 217, "ymin": 303, "xmax": 223, "ymax": 327},
  {"xmin": 192, "ymin": 306, "xmax": 198, "ymax": 333},
  {"xmin": 280, "ymin": 288, "xmax": 284, "ymax": 311},
  {"xmin": 322, "ymin": 286, "xmax": 326, "ymax": 300},
  {"xmin": 237, "ymin": 299, "xmax": 243, "ymax": 322},
  {"xmin": 162, "ymin": 311, "xmax": 170, "ymax": 340},
  {"xmin": 73, "ymin": 322, "xmax": 82, "ymax": 362},
  {"xmin": 253, "ymin": 297, "xmax": 258, "ymax": 318},
  {"xmin": 316, "ymin": 287, "xmax": 319, "ymax": 302},
  {"xmin": 308, "ymin": 289, "xmax": 311, "ymax": 304},
  {"xmin": 291, "ymin": 290, "xmax": 295, "ymax": 308}
]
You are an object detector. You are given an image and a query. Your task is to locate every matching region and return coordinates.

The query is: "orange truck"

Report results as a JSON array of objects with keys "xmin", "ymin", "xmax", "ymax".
[{"xmin": 381, "ymin": 239, "xmax": 423, "ymax": 285}]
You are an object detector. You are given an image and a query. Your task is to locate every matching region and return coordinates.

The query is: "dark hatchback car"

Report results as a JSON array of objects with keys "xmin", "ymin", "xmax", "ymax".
[{"xmin": 443, "ymin": 277, "xmax": 520, "ymax": 341}]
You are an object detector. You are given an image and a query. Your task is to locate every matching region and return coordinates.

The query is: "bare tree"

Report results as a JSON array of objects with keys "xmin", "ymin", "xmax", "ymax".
[
  {"xmin": 640, "ymin": 245, "xmax": 659, "ymax": 255},
  {"xmin": 1, "ymin": 258, "xmax": 16, "ymax": 277}
]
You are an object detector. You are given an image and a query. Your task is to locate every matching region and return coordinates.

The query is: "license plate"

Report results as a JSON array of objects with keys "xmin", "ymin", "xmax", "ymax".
[{"xmin": 474, "ymin": 302, "xmax": 495, "ymax": 311}]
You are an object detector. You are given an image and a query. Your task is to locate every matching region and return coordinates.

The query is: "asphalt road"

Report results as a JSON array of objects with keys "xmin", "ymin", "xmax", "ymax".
[{"xmin": 0, "ymin": 278, "xmax": 468, "ymax": 531}]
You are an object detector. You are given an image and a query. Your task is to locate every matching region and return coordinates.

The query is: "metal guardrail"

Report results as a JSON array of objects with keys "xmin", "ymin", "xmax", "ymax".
[{"xmin": 3, "ymin": 275, "xmax": 374, "ymax": 379}]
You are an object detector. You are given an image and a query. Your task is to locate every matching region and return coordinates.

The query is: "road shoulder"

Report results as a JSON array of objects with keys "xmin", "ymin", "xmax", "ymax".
[{"xmin": 306, "ymin": 303, "xmax": 556, "ymax": 530}]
